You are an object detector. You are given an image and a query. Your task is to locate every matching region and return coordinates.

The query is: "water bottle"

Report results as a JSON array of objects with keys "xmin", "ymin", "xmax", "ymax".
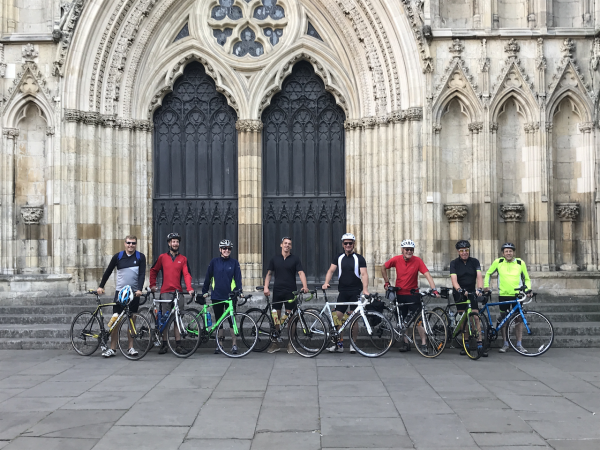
[
  {"xmin": 107, "ymin": 313, "xmax": 118, "ymax": 328},
  {"xmin": 206, "ymin": 312, "xmax": 212, "ymax": 327},
  {"xmin": 448, "ymin": 310, "xmax": 456, "ymax": 328},
  {"xmin": 157, "ymin": 310, "xmax": 162, "ymax": 326},
  {"xmin": 271, "ymin": 308, "xmax": 280, "ymax": 325},
  {"xmin": 455, "ymin": 311, "xmax": 463, "ymax": 325},
  {"xmin": 280, "ymin": 313, "xmax": 288, "ymax": 323}
]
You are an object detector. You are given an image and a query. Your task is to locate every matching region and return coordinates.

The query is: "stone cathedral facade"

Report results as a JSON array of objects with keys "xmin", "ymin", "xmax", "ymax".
[{"xmin": 1, "ymin": 0, "xmax": 599, "ymax": 296}]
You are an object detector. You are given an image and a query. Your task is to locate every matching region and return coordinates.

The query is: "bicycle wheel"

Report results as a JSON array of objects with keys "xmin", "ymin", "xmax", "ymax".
[
  {"xmin": 462, "ymin": 312, "xmax": 482, "ymax": 360},
  {"xmin": 289, "ymin": 311, "xmax": 328, "ymax": 357},
  {"xmin": 137, "ymin": 307, "xmax": 161, "ymax": 349},
  {"xmin": 216, "ymin": 312, "xmax": 257, "ymax": 358},
  {"xmin": 508, "ymin": 310, "xmax": 554, "ymax": 356},
  {"xmin": 242, "ymin": 308, "xmax": 272, "ymax": 352},
  {"xmin": 117, "ymin": 313, "xmax": 152, "ymax": 361},
  {"xmin": 70, "ymin": 311, "xmax": 101, "ymax": 356},
  {"xmin": 413, "ymin": 311, "xmax": 447, "ymax": 358},
  {"xmin": 166, "ymin": 311, "xmax": 202, "ymax": 358},
  {"xmin": 304, "ymin": 307, "xmax": 333, "ymax": 336},
  {"xmin": 478, "ymin": 313, "xmax": 489, "ymax": 354},
  {"xmin": 349, "ymin": 311, "xmax": 394, "ymax": 357}
]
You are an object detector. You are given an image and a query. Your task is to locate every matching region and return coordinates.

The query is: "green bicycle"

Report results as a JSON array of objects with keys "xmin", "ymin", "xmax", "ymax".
[{"xmin": 186, "ymin": 289, "xmax": 258, "ymax": 358}]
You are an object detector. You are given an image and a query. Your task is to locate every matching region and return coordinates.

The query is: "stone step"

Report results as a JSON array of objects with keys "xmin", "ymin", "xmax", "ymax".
[
  {"xmin": 0, "ymin": 338, "xmax": 73, "ymax": 350},
  {"xmin": 0, "ymin": 296, "xmax": 98, "ymax": 306},
  {"xmin": 0, "ymin": 315, "xmax": 76, "ymax": 325}
]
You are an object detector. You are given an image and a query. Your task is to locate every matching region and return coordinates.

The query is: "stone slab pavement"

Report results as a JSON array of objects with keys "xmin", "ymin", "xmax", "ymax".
[{"xmin": 0, "ymin": 347, "xmax": 599, "ymax": 449}]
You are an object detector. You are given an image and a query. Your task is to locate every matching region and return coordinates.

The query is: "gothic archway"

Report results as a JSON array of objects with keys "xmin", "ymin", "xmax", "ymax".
[
  {"xmin": 262, "ymin": 60, "xmax": 346, "ymax": 284},
  {"xmin": 153, "ymin": 61, "xmax": 238, "ymax": 284}
]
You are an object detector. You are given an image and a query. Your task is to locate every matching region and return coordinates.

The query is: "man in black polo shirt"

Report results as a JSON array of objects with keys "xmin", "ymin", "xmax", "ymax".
[
  {"xmin": 322, "ymin": 233, "xmax": 369, "ymax": 353},
  {"xmin": 450, "ymin": 240, "xmax": 486, "ymax": 357},
  {"xmin": 263, "ymin": 237, "xmax": 309, "ymax": 354}
]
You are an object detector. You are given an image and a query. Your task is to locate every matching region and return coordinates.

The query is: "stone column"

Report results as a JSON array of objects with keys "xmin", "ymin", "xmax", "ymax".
[
  {"xmin": 500, "ymin": 203, "xmax": 525, "ymax": 249},
  {"xmin": 555, "ymin": 203, "xmax": 580, "ymax": 271},
  {"xmin": 444, "ymin": 204, "xmax": 468, "ymax": 242},
  {"xmin": 1, "ymin": 128, "xmax": 19, "ymax": 274},
  {"xmin": 236, "ymin": 119, "xmax": 263, "ymax": 287}
]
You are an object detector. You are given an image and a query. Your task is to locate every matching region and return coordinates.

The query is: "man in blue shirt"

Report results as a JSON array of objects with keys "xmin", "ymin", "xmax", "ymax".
[{"xmin": 202, "ymin": 239, "xmax": 243, "ymax": 354}]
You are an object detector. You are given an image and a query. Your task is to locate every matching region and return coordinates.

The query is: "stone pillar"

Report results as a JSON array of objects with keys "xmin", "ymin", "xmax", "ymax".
[
  {"xmin": 1, "ymin": 128, "xmax": 19, "ymax": 274},
  {"xmin": 500, "ymin": 203, "xmax": 524, "ymax": 249},
  {"xmin": 444, "ymin": 204, "xmax": 468, "ymax": 242},
  {"xmin": 555, "ymin": 203, "xmax": 580, "ymax": 271},
  {"xmin": 236, "ymin": 119, "xmax": 263, "ymax": 287}
]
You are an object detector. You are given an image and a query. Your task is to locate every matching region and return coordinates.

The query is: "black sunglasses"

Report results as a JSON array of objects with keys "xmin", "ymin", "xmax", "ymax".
[
  {"xmin": 221, "ymin": 247, "xmax": 232, "ymax": 251},
  {"xmin": 343, "ymin": 241, "xmax": 354, "ymax": 246},
  {"xmin": 126, "ymin": 242, "xmax": 137, "ymax": 245}
]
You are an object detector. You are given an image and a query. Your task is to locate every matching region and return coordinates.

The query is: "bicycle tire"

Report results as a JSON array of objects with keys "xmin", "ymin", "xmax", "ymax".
[
  {"xmin": 70, "ymin": 311, "xmax": 101, "ymax": 356},
  {"xmin": 166, "ymin": 311, "xmax": 202, "ymax": 358},
  {"xmin": 349, "ymin": 311, "xmax": 394, "ymax": 357},
  {"xmin": 137, "ymin": 306, "xmax": 161, "ymax": 348},
  {"xmin": 508, "ymin": 310, "xmax": 554, "ymax": 357},
  {"xmin": 241, "ymin": 308, "xmax": 272, "ymax": 352},
  {"xmin": 413, "ymin": 311, "xmax": 447, "ymax": 358},
  {"xmin": 117, "ymin": 313, "xmax": 152, "ymax": 361},
  {"xmin": 462, "ymin": 312, "xmax": 482, "ymax": 360},
  {"xmin": 288, "ymin": 310, "xmax": 328, "ymax": 358},
  {"xmin": 381, "ymin": 304, "xmax": 401, "ymax": 344},
  {"xmin": 478, "ymin": 313, "xmax": 489, "ymax": 354},
  {"xmin": 304, "ymin": 307, "xmax": 333, "ymax": 335},
  {"xmin": 216, "ymin": 312, "xmax": 257, "ymax": 358}
]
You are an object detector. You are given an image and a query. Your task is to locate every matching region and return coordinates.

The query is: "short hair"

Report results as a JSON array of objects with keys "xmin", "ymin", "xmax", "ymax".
[
  {"xmin": 124, "ymin": 235, "xmax": 137, "ymax": 242},
  {"xmin": 281, "ymin": 236, "xmax": 292, "ymax": 243}
]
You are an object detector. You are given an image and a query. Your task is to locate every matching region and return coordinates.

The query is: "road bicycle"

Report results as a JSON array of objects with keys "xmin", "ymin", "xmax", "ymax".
[
  {"xmin": 380, "ymin": 287, "xmax": 447, "ymax": 358},
  {"xmin": 431, "ymin": 289, "xmax": 487, "ymax": 360},
  {"xmin": 479, "ymin": 287, "xmax": 554, "ymax": 356},
  {"xmin": 70, "ymin": 289, "xmax": 152, "ymax": 360},
  {"xmin": 138, "ymin": 289, "xmax": 201, "ymax": 358},
  {"xmin": 305, "ymin": 290, "xmax": 394, "ymax": 357},
  {"xmin": 185, "ymin": 289, "xmax": 258, "ymax": 358},
  {"xmin": 240, "ymin": 287, "xmax": 327, "ymax": 358}
]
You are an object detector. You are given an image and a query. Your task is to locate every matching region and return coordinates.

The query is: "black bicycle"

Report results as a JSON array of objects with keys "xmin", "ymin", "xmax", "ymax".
[{"xmin": 241, "ymin": 287, "xmax": 328, "ymax": 358}]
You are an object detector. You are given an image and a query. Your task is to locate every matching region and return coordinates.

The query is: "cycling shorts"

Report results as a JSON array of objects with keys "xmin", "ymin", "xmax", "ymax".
[
  {"xmin": 396, "ymin": 294, "xmax": 419, "ymax": 318},
  {"xmin": 211, "ymin": 300, "xmax": 234, "ymax": 328},
  {"xmin": 334, "ymin": 290, "xmax": 361, "ymax": 313},
  {"xmin": 498, "ymin": 295, "xmax": 518, "ymax": 312},
  {"xmin": 158, "ymin": 292, "xmax": 184, "ymax": 313},
  {"xmin": 454, "ymin": 292, "xmax": 479, "ymax": 312},
  {"xmin": 272, "ymin": 290, "xmax": 297, "ymax": 312},
  {"xmin": 112, "ymin": 291, "xmax": 140, "ymax": 314}
]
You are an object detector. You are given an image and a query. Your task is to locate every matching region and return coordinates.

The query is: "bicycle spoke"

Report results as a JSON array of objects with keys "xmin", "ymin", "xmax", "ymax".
[
  {"xmin": 349, "ymin": 311, "xmax": 394, "ymax": 357},
  {"xmin": 118, "ymin": 314, "xmax": 152, "ymax": 360},
  {"xmin": 413, "ymin": 311, "xmax": 447, "ymax": 358},
  {"xmin": 508, "ymin": 311, "xmax": 554, "ymax": 357},
  {"xmin": 166, "ymin": 311, "xmax": 201, "ymax": 358},
  {"xmin": 70, "ymin": 311, "xmax": 101, "ymax": 356},
  {"xmin": 242, "ymin": 308, "xmax": 271, "ymax": 352},
  {"xmin": 289, "ymin": 311, "xmax": 327, "ymax": 357},
  {"xmin": 217, "ymin": 312, "xmax": 257, "ymax": 358}
]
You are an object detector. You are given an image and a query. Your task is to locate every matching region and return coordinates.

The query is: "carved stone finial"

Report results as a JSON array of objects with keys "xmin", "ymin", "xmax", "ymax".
[
  {"xmin": 235, "ymin": 120, "xmax": 263, "ymax": 132},
  {"xmin": 555, "ymin": 203, "xmax": 579, "ymax": 222},
  {"xmin": 560, "ymin": 38, "xmax": 575, "ymax": 58},
  {"xmin": 504, "ymin": 39, "xmax": 520, "ymax": 57},
  {"xmin": 444, "ymin": 205, "xmax": 468, "ymax": 222},
  {"xmin": 449, "ymin": 39, "xmax": 464, "ymax": 55},
  {"xmin": 20, "ymin": 206, "xmax": 43, "ymax": 225},
  {"xmin": 500, "ymin": 203, "xmax": 525, "ymax": 222},
  {"xmin": 22, "ymin": 43, "xmax": 38, "ymax": 61}
]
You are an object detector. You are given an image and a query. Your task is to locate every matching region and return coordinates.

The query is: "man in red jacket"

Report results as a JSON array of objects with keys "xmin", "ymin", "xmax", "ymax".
[{"xmin": 150, "ymin": 232, "xmax": 194, "ymax": 354}]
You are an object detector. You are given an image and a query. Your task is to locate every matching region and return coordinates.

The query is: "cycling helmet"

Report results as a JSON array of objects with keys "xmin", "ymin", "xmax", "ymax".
[
  {"xmin": 341, "ymin": 233, "xmax": 356, "ymax": 241},
  {"xmin": 219, "ymin": 239, "xmax": 233, "ymax": 248},
  {"xmin": 167, "ymin": 232, "xmax": 181, "ymax": 242},
  {"xmin": 401, "ymin": 239, "xmax": 415, "ymax": 248},
  {"xmin": 455, "ymin": 240, "xmax": 471, "ymax": 249},
  {"xmin": 501, "ymin": 242, "xmax": 516, "ymax": 251},
  {"xmin": 117, "ymin": 285, "xmax": 134, "ymax": 305}
]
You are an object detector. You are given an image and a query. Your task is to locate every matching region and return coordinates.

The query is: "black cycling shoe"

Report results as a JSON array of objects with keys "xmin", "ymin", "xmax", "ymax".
[
  {"xmin": 460, "ymin": 348, "xmax": 467, "ymax": 356},
  {"xmin": 398, "ymin": 342, "xmax": 411, "ymax": 352},
  {"xmin": 175, "ymin": 346, "xmax": 189, "ymax": 355},
  {"xmin": 158, "ymin": 343, "xmax": 168, "ymax": 354},
  {"xmin": 214, "ymin": 347, "xmax": 221, "ymax": 354}
]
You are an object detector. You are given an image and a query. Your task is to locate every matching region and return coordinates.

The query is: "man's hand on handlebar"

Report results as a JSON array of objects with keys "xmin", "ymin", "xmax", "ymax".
[
  {"xmin": 263, "ymin": 287, "xmax": 270, "ymax": 297},
  {"xmin": 188, "ymin": 289, "xmax": 194, "ymax": 296},
  {"xmin": 150, "ymin": 286, "xmax": 158, "ymax": 293},
  {"xmin": 300, "ymin": 287, "xmax": 309, "ymax": 294},
  {"xmin": 134, "ymin": 290, "xmax": 142, "ymax": 297},
  {"xmin": 384, "ymin": 281, "xmax": 390, "ymax": 289},
  {"xmin": 362, "ymin": 289, "xmax": 370, "ymax": 296},
  {"xmin": 96, "ymin": 287, "xmax": 104, "ymax": 295},
  {"xmin": 322, "ymin": 283, "xmax": 330, "ymax": 290},
  {"xmin": 431, "ymin": 289, "xmax": 440, "ymax": 298}
]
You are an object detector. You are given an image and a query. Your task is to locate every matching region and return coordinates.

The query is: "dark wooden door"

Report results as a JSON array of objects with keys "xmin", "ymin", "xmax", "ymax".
[
  {"xmin": 153, "ymin": 62, "xmax": 238, "ymax": 286},
  {"xmin": 262, "ymin": 61, "xmax": 346, "ymax": 284}
]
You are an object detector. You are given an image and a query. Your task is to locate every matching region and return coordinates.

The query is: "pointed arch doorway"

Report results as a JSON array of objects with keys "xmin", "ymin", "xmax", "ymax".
[
  {"xmin": 153, "ymin": 62, "xmax": 238, "ymax": 284},
  {"xmin": 262, "ymin": 61, "xmax": 346, "ymax": 284}
]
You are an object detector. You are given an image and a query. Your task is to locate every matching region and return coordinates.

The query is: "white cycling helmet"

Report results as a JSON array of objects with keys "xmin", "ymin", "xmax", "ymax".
[
  {"xmin": 117, "ymin": 285, "xmax": 134, "ymax": 305},
  {"xmin": 401, "ymin": 239, "xmax": 415, "ymax": 248},
  {"xmin": 341, "ymin": 233, "xmax": 356, "ymax": 241}
]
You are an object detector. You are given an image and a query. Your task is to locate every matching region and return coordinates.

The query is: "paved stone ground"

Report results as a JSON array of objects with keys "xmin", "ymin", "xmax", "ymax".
[{"xmin": 0, "ymin": 347, "xmax": 599, "ymax": 449}]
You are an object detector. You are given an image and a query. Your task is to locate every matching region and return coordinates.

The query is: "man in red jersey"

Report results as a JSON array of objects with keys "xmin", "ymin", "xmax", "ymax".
[
  {"xmin": 380, "ymin": 239, "xmax": 440, "ymax": 354},
  {"xmin": 150, "ymin": 232, "xmax": 194, "ymax": 354}
]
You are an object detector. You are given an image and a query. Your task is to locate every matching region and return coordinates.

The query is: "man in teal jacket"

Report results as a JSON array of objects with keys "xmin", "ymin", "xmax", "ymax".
[{"xmin": 484, "ymin": 242, "xmax": 531, "ymax": 353}]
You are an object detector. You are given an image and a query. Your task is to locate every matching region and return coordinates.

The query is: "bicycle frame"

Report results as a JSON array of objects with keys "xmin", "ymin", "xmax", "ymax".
[
  {"xmin": 385, "ymin": 292, "xmax": 438, "ymax": 343},
  {"xmin": 481, "ymin": 298, "xmax": 532, "ymax": 334},
  {"xmin": 147, "ymin": 291, "xmax": 188, "ymax": 336},
  {"xmin": 197, "ymin": 298, "xmax": 239, "ymax": 335},
  {"xmin": 314, "ymin": 296, "xmax": 374, "ymax": 336}
]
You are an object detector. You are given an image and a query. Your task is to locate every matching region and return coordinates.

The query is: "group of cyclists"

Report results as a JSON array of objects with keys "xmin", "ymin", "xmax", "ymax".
[{"xmin": 96, "ymin": 231, "xmax": 532, "ymax": 358}]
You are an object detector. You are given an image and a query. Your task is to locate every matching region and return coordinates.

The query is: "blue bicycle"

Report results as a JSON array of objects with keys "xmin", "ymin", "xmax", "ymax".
[{"xmin": 479, "ymin": 286, "xmax": 554, "ymax": 356}]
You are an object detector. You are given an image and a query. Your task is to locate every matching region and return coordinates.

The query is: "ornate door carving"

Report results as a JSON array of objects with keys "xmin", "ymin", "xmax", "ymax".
[
  {"xmin": 262, "ymin": 61, "xmax": 346, "ymax": 284},
  {"xmin": 153, "ymin": 62, "xmax": 238, "ymax": 285}
]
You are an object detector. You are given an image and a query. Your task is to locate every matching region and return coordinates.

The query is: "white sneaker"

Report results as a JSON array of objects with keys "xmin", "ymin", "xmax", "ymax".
[
  {"xmin": 127, "ymin": 348, "xmax": 139, "ymax": 356},
  {"xmin": 349, "ymin": 346, "xmax": 356, "ymax": 354},
  {"xmin": 516, "ymin": 345, "xmax": 528, "ymax": 354},
  {"xmin": 102, "ymin": 348, "xmax": 116, "ymax": 358},
  {"xmin": 498, "ymin": 344, "xmax": 509, "ymax": 353},
  {"xmin": 327, "ymin": 343, "xmax": 343, "ymax": 353}
]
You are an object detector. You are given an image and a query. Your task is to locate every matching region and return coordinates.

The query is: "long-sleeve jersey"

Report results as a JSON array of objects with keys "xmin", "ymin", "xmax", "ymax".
[
  {"xmin": 149, "ymin": 252, "xmax": 193, "ymax": 293},
  {"xmin": 484, "ymin": 257, "xmax": 531, "ymax": 296},
  {"xmin": 202, "ymin": 257, "xmax": 242, "ymax": 300},
  {"xmin": 99, "ymin": 251, "xmax": 146, "ymax": 292}
]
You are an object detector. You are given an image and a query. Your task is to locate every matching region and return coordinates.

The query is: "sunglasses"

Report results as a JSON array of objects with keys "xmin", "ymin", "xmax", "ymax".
[
  {"xmin": 126, "ymin": 242, "xmax": 137, "ymax": 245},
  {"xmin": 221, "ymin": 247, "xmax": 232, "ymax": 251},
  {"xmin": 458, "ymin": 249, "xmax": 470, "ymax": 253},
  {"xmin": 343, "ymin": 241, "xmax": 354, "ymax": 246},
  {"xmin": 403, "ymin": 248, "xmax": 414, "ymax": 252}
]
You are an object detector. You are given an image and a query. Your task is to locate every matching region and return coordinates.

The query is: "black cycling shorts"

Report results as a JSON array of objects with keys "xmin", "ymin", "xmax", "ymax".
[
  {"xmin": 211, "ymin": 299, "xmax": 234, "ymax": 328},
  {"xmin": 498, "ymin": 296, "xmax": 517, "ymax": 312},
  {"xmin": 454, "ymin": 292, "xmax": 479, "ymax": 311},
  {"xmin": 396, "ymin": 294, "xmax": 420, "ymax": 318},
  {"xmin": 112, "ymin": 291, "xmax": 140, "ymax": 314},
  {"xmin": 334, "ymin": 290, "xmax": 361, "ymax": 313},
  {"xmin": 272, "ymin": 290, "xmax": 297, "ymax": 312}
]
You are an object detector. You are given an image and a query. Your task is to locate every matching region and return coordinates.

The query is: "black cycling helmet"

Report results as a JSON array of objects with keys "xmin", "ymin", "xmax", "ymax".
[
  {"xmin": 167, "ymin": 232, "xmax": 181, "ymax": 243},
  {"xmin": 455, "ymin": 240, "xmax": 471, "ymax": 250},
  {"xmin": 501, "ymin": 242, "xmax": 516, "ymax": 251}
]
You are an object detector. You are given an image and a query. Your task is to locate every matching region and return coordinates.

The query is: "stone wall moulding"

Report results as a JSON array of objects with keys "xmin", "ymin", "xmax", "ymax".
[
  {"xmin": 2, "ymin": 128, "xmax": 19, "ymax": 138},
  {"xmin": 3, "ymin": 61, "xmax": 52, "ymax": 116},
  {"xmin": 490, "ymin": 39, "xmax": 535, "ymax": 109},
  {"xmin": 432, "ymin": 39, "xmax": 480, "ymax": 108},
  {"xmin": 20, "ymin": 206, "xmax": 43, "ymax": 225},
  {"xmin": 53, "ymin": 0, "xmax": 85, "ymax": 76},
  {"xmin": 555, "ymin": 203, "xmax": 580, "ymax": 222},
  {"xmin": 343, "ymin": 107, "xmax": 422, "ymax": 129},
  {"xmin": 63, "ymin": 109, "xmax": 153, "ymax": 131},
  {"xmin": 444, "ymin": 204, "xmax": 468, "ymax": 222},
  {"xmin": 236, "ymin": 119, "xmax": 263, "ymax": 132},
  {"xmin": 500, "ymin": 203, "xmax": 525, "ymax": 222}
]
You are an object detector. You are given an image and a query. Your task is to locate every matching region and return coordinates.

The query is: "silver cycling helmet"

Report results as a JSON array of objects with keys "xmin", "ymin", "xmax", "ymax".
[
  {"xmin": 401, "ymin": 239, "xmax": 415, "ymax": 248},
  {"xmin": 341, "ymin": 233, "xmax": 356, "ymax": 241},
  {"xmin": 219, "ymin": 239, "xmax": 233, "ymax": 248}
]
